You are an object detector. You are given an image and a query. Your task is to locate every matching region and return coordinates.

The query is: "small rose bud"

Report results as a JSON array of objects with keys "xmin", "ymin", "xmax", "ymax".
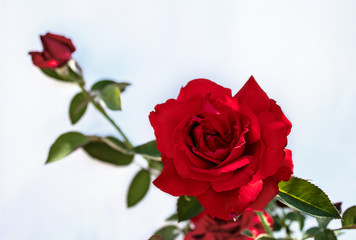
[{"xmin": 29, "ymin": 33, "xmax": 76, "ymax": 69}]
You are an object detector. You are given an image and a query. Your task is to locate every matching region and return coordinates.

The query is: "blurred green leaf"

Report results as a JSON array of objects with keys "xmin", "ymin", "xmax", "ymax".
[
  {"xmin": 149, "ymin": 159, "xmax": 164, "ymax": 172},
  {"xmin": 317, "ymin": 218, "xmax": 331, "ymax": 228},
  {"xmin": 297, "ymin": 212, "xmax": 306, "ymax": 230},
  {"xmin": 277, "ymin": 177, "xmax": 340, "ymax": 219},
  {"xmin": 132, "ymin": 140, "xmax": 161, "ymax": 161},
  {"xmin": 286, "ymin": 212, "xmax": 298, "ymax": 221},
  {"xmin": 177, "ymin": 196, "xmax": 203, "ymax": 222},
  {"xmin": 286, "ymin": 211, "xmax": 306, "ymax": 230},
  {"xmin": 99, "ymin": 84, "xmax": 121, "ymax": 110},
  {"xmin": 40, "ymin": 68, "xmax": 73, "ymax": 82},
  {"xmin": 46, "ymin": 132, "xmax": 88, "ymax": 164},
  {"xmin": 342, "ymin": 206, "xmax": 356, "ymax": 229},
  {"xmin": 127, "ymin": 170, "xmax": 151, "ymax": 207},
  {"xmin": 154, "ymin": 225, "xmax": 179, "ymax": 240},
  {"xmin": 314, "ymin": 229, "xmax": 337, "ymax": 240},
  {"xmin": 69, "ymin": 92, "xmax": 88, "ymax": 124},
  {"xmin": 103, "ymin": 136, "xmax": 131, "ymax": 154},
  {"xmin": 83, "ymin": 138, "xmax": 133, "ymax": 166},
  {"xmin": 91, "ymin": 80, "xmax": 130, "ymax": 93},
  {"xmin": 265, "ymin": 199, "xmax": 276, "ymax": 212},
  {"xmin": 241, "ymin": 229, "xmax": 254, "ymax": 237},
  {"xmin": 166, "ymin": 213, "xmax": 178, "ymax": 221},
  {"xmin": 303, "ymin": 227, "xmax": 322, "ymax": 239},
  {"xmin": 66, "ymin": 59, "xmax": 83, "ymax": 80},
  {"xmin": 149, "ymin": 236, "xmax": 165, "ymax": 240},
  {"xmin": 255, "ymin": 234, "xmax": 276, "ymax": 240},
  {"xmin": 272, "ymin": 215, "xmax": 282, "ymax": 231}
]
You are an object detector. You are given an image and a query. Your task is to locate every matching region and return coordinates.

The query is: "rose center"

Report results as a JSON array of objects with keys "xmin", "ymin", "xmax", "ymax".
[{"xmin": 187, "ymin": 114, "xmax": 237, "ymax": 163}]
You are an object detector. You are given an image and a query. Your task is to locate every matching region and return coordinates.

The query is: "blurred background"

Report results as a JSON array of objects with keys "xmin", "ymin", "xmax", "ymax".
[{"xmin": 1, "ymin": 0, "xmax": 356, "ymax": 239}]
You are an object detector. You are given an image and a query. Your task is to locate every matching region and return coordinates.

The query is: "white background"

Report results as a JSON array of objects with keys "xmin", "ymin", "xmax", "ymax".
[{"xmin": 1, "ymin": 0, "xmax": 356, "ymax": 239}]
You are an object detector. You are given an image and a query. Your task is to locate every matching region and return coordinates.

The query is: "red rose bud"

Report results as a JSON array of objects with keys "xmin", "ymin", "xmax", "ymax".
[
  {"xmin": 150, "ymin": 76, "xmax": 293, "ymax": 220},
  {"xmin": 184, "ymin": 210, "xmax": 273, "ymax": 240},
  {"xmin": 333, "ymin": 202, "xmax": 342, "ymax": 213},
  {"xmin": 29, "ymin": 33, "xmax": 76, "ymax": 69}
]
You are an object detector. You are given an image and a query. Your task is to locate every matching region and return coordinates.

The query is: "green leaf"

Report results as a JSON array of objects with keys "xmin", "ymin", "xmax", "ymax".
[
  {"xmin": 286, "ymin": 211, "xmax": 298, "ymax": 221},
  {"xmin": 99, "ymin": 84, "xmax": 122, "ymax": 110},
  {"xmin": 303, "ymin": 227, "xmax": 322, "ymax": 239},
  {"xmin": 154, "ymin": 225, "xmax": 179, "ymax": 240},
  {"xmin": 103, "ymin": 136, "xmax": 131, "ymax": 154},
  {"xmin": 286, "ymin": 211, "xmax": 306, "ymax": 230},
  {"xmin": 69, "ymin": 92, "xmax": 88, "ymax": 124},
  {"xmin": 297, "ymin": 212, "xmax": 306, "ymax": 230},
  {"xmin": 127, "ymin": 170, "xmax": 151, "ymax": 207},
  {"xmin": 241, "ymin": 229, "xmax": 254, "ymax": 237},
  {"xmin": 66, "ymin": 59, "xmax": 83, "ymax": 80},
  {"xmin": 272, "ymin": 215, "xmax": 282, "ymax": 231},
  {"xmin": 314, "ymin": 229, "xmax": 337, "ymax": 240},
  {"xmin": 40, "ymin": 68, "xmax": 73, "ymax": 82},
  {"xmin": 317, "ymin": 218, "xmax": 331, "ymax": 228},
  {"xmin": 255, "ymin": 234, "xmax": 276, "ymax": 240},
  {"xmin": 46, "ymin": 132, "xmax": 88, "ymax": 164},
  {"xmin": 132, "ymin": 140, "xmax": 161, "ymax": 161},
  {"xmin": 149, "ymin": 236, "xmax": 165, "ymax": 240},
  {"xmin": 148, "ymin": 159, "xmax": 164, "ymax": 172},
  {"xmin": 166, "ymin": 213, "xmax": 178, "ymax": 221},
  {"xmin": 342, "ymin": 206, "xmax": 356, "ymax": 228},
  {"xmin": 91, "ymin": 80, "xmax": 130, "ymax": 93},
  {"xmin": 177, "ymin": 196, "xmax": 204, "ymax": 222},
  {"xmin": 83, "ymin": 138, "xmax": 133, "ymax": 166},
  {"xmin": 265, "ymin": 198, "xmax": 276, "ymax": 212},
  {"xmin": 40, "ymin": 61, "xmax": 82, "ymax": 83},
  {"xmin": 277, "ymin": 177, "xmax": 341, "ymax": 219}
]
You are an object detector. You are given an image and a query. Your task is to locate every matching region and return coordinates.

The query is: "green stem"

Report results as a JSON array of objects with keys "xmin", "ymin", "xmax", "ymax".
[
  {"xmin": 78, "ymin": 83, "xmax": 133, "ymax": 148},
  {"xmin": 256, "ymin": 211, "xmax": 274, "ymax": 237}
]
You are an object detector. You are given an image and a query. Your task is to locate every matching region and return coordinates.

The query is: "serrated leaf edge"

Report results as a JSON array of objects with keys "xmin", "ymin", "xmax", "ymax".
[{"xmin": 278, "ymin": 177, "xmax": 341, "ymax": 219}]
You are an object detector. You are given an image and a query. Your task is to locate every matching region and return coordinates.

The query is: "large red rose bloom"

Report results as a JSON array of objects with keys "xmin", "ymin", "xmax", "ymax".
[{"xmin": 149, "ymin": 76, "xmax": 293, "ymax": 220}]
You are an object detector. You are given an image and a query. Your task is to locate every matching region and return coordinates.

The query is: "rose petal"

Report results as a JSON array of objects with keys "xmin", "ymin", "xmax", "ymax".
[
  {"xmin": 153, "ymin": 156, "xmax": 210, "ymax": 196},
  {"xmin": 28, "ymin": 51, "xmax": 59, "ymax": 68},
  {"xmin": 217, "ymin": 156, "xmax": 250, "ymax": 174},
  {"xmin": 174, "ymin": 145, "xmax": 233, "ymax": 181},
  {"xmin": 274, "ymin": 149, "xmax": 293, "ymax": 181},
  {"xmin": 197, "ymin": 181, "xmax": 263, "ymax": 220},
  {"xmin": 252, "ymin": 148, "xmax": 285, "ymax": 182},
  {"xmin": 212, "ymin": 166, "xmax": 253, "ymax": 192},
  {"xmin": 247, "ymin": 177, "xmax": 279, "ymax": 211},
  {"xmin": 239, "ymin": 104, "xmax": 261, "ymax": 143},
  {"xmin": 234, "ymin": 76, "xmax": 270, "ymax": 114},
  {"xmin": 178, "ymin": 79, "xmax": 232, "ymax": 103},
  {"xmin": 269, "ymin": 99, "xmax": 292, "ymax": 135},
  {"xmin": 258, "ymin": 113, "xmax": 289, "ymax": 149},
  {"xmin": 217, "ymin": 126, "xmax": 247, "ymax": 168},
  {"xmin": 44, "ymin": 33, "xmax": 76, "ymax": 52},
  {"xmin": 192, "ymin": 147, "xmax": 229, "ymax": 164},
  {"xmin": 149, "ymin": 98, "xmax": 201, "ymax": 158},
  {"xmin": 41, "ymin": 35, "xmax": 73, "ymax": 67}
]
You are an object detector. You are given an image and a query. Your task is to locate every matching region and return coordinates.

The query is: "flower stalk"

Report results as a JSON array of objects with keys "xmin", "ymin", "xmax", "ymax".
[
  {"xmin": 77, "ymin": 82, "xmax": 133, "ymax": 148},
  {"xmin": 256, "ymin": 211, "xmax": 274, "ymax": 237}
]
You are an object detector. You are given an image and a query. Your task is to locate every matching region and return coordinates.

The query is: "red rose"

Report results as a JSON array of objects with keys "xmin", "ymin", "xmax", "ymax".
[
  {"xmin": 149, "ymin": 76, "xmax": 293, "ymax": 220},
  {"xmin": 184, "ymin": 210, "xmax": 273, "ymax": 240},
  {"xmin": 29, "ymin": 33, "xmax": 76, "ymax": 68}
]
